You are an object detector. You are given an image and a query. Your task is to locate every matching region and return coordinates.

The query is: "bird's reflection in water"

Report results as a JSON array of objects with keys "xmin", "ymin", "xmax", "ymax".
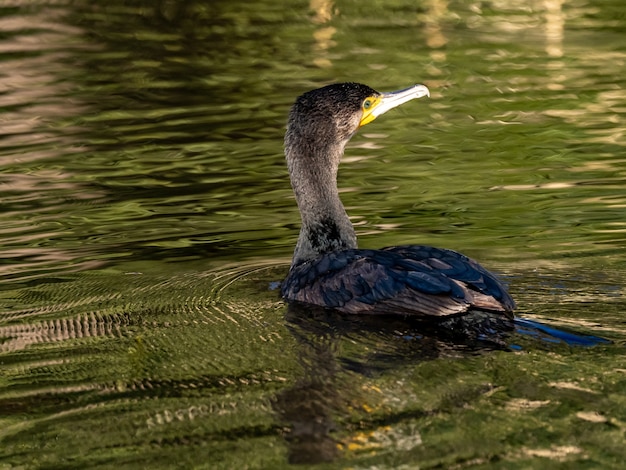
[
  {"xmin": 273, "ymin": 306, "xmax": 342, "ymax": 464},
  {"xmin": 273, "ymin": 303, "xmax": 610, "ymax": 464},
  {"xmin": 273, "ymin": 303, "xmax": 513, "ymax": 465}
]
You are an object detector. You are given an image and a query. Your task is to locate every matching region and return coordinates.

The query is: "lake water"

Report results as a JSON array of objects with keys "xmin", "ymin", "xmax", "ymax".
[{"xmin": 1, "ymin": 1, "xmax": 625, "ymax": 468}]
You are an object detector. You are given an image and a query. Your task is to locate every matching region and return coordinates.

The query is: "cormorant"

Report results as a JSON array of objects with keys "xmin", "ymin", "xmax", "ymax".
[{"xmin": 280, "ymin": 82, "xmax": 515, "ymax": 321}]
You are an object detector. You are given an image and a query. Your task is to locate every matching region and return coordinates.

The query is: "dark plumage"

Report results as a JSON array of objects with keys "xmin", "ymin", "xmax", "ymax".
[{"xmin": 281, "ymin": 82, "xmax": 515, "ymax": 320}]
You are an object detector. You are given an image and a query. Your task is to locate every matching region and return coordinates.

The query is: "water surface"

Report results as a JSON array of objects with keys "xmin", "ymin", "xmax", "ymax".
[{"xmin": 1, "ymin": 1, "xmax": 625, "ymax": 468}]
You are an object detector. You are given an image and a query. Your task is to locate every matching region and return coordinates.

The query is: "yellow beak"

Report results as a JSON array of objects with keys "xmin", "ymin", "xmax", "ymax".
[{"xmin": 360, "ymin": 84, "xmax": 430, "ymax": 127}]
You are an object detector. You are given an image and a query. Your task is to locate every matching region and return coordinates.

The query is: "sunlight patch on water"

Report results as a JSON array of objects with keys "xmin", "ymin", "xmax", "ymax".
[{"xmin": 519, "ymin": 445, "xmax": 584, "ymax": 462}]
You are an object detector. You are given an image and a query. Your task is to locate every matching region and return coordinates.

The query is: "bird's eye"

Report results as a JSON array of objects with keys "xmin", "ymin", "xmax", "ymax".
[{"xmin": 363, "ymin": 99, "xmax": 372, "ymax": 110}]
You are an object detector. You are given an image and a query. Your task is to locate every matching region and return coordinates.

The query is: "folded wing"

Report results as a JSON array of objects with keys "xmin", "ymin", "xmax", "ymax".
[{"xmin": 281, "ymin": 246, "xmax": 515, "ymax": 318}]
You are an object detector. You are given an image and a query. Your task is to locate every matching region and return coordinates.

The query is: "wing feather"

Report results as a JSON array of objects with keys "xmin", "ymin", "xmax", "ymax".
[{"xmin": 282, "ymin": 246, "xmax": 515, "ymax": 318}]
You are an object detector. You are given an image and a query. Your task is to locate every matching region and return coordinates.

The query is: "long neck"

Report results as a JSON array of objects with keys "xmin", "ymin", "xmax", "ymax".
[{"xmin": 286, "ymin": 141, "xmax": 357, "ymax": 267}]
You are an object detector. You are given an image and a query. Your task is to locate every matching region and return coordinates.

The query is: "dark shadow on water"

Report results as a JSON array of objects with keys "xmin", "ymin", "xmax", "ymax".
[
  {"xmin": 273, "ymin": 303, "xmax": 611, "ymax": 465},
  {"xmin": 273, "ymin": 304, "xmax": 513, "ymax": 465}
]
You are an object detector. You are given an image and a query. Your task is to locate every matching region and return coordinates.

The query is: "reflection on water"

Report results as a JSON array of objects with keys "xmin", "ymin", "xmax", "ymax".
[
  {"xmin": 276, "ymin": 300, "xmax": 611, "ymax": 464},
  {"xmin": 275, "ymin": 313, "xmax": 341, "ymax": 464},
  {"xmin": 1, "ymin": 0, "xmax": 625, "ymax": 468},
  {"xmin": 310, "ymin": 0, "xmax": 337, "ymax": 68},
  {"xmin": 0, "ymin": 4, "xmax": 102, "ymax": 279}
]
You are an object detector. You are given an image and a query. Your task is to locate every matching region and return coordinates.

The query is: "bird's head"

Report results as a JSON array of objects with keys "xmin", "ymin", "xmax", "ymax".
[{"xmin": 285, "ymin": 82, "xmax": 430, "ymax": 154}]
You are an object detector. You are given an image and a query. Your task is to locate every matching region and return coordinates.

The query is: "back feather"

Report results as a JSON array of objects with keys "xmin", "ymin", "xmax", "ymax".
[{"xmin": 281, "ymin": 246, "xmax": 515, "ymax": 317}]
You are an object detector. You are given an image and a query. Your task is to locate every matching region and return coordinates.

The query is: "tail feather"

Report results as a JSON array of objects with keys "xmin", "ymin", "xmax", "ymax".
[{"xmin": 514, "ymin": 318, "xmax": 611, "ymax": 347}]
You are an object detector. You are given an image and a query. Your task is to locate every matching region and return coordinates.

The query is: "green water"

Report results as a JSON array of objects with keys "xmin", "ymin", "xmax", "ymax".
[{"xmin": 1, "ymin": 1, "xmax": 625, "ymax": 468}]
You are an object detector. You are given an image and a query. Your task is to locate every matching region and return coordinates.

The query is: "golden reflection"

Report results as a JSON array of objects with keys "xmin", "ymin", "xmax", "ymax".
[
  {"xmin": 310, "ymin": 0, "xmax": 337, "ymax": 68},
  {"xmin": 576, "ymin": 411, "xmax": 609, "ymax": 423},
  {"xmin": 312, "ymin": 26, "xmax": 337, "ymax": 68},
  {"xmin": 543, "ymin": 0, "xmax": 566, "ymax": 92},
  {"xmin": 492, "ymin": 182, "xmax": 576, "ymax": 191},
  {"xmin": 310, "ymin": 0, "xmax": 334, "ymax": 24},
  {"xmin": 521, "ymin": 445, "xmax": 583, "ymax": 461},
  {"xmin": 544, "ymin": 0, "xmax": 564, "ymax": 58},
  {"xmin": 423, "ymin": 0, "xmax": 448, "ymax": 55}
]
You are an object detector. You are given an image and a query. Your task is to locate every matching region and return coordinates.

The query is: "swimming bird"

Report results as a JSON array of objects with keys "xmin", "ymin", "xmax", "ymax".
[{"xmin": 281, "ymin": 82, "xmax": 515, "ymax": 321}]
